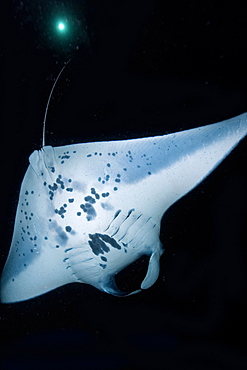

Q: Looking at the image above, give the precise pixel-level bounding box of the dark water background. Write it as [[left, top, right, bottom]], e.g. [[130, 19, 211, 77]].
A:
[[0, 1, 247, 369]]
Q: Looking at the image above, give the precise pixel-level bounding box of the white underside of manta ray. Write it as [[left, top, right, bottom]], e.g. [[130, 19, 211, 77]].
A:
[[1, 112, 246, 303], [1, 65, 247, 303]]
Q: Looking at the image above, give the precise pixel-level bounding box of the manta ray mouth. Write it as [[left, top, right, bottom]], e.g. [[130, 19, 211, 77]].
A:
[[101, 276, 141, 297], [114, 255, 150, 293], [101, 250, 162, 296], [99, 255, 151, 296]]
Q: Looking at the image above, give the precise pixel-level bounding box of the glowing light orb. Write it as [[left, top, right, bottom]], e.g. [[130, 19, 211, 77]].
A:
[[58, 22, 65, 31]]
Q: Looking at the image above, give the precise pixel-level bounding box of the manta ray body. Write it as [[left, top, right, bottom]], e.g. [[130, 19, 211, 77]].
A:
[[1, 109, 247, 303]]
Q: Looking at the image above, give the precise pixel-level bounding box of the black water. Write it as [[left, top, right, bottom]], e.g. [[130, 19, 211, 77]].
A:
[[1, 1, 247, 369]]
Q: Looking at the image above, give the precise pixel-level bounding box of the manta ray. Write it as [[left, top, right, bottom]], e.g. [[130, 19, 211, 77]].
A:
[[1, 66, 247, 303]]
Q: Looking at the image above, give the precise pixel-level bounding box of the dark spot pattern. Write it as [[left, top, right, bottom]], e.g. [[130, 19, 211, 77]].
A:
[[10, 188, 44, 275], [8, 131, 199, 287], [58, 151, 74, 165], [65, 226, 72, 233], [55, 206, 66, 218], [48, 183, 59, 200], [91, 188, 100, 199], [88, 233, 121, 256], [82, 143, 159, 186], [45, 171, 103, 223], [13, 140, 162, 279], [80, 203, 97, 221], [56, 175, 65, 189], [80, 145, 155, 198], [84, 196, 96, 204], [48, 183, 58, 191]]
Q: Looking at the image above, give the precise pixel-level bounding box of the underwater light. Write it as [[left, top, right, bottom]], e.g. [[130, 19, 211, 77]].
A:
[[57, 22, 66, 32], [58, 23, 65, 30]]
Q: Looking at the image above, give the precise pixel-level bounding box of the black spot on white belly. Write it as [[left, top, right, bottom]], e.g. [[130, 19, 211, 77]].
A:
[[84, 195, 96, 204], [88, 233, 121, 255], [80, 203, 97, 221]]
